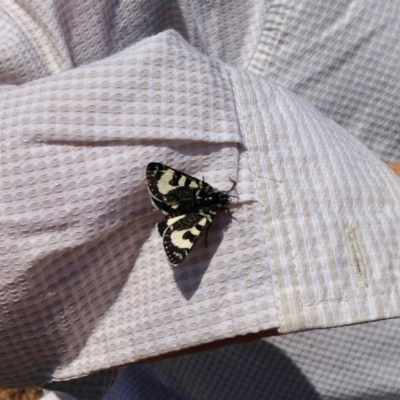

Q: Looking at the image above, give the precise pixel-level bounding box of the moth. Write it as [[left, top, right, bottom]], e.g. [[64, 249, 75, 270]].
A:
[[146, 162, 236, 265]]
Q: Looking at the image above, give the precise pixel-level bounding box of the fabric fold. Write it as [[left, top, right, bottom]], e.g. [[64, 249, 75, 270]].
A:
[[0, 30, 276, 384], [231, 66, 400, 332], [2, 24, 400, 385]]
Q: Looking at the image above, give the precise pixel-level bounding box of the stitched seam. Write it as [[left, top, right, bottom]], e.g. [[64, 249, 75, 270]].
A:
[[303, 290, 400, 308], [247, 0, 297, 74], [228, 68, 304, 331]]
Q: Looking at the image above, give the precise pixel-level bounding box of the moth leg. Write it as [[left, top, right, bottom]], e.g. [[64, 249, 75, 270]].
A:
[[204, 220, 214, 247], [222, 206, 236, 220]]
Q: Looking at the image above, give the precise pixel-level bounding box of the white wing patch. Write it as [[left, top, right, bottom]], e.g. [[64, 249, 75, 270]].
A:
[[169, 216, 208, 250], [146, 162, 235, 265]]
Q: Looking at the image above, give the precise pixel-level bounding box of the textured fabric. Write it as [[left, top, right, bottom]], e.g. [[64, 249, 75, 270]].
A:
[[0, 31, 277, 385], [177, 0, 263, 69], [1, 1, 400, 399], [179, 0, 400, 162], [246, 0, 400, 162], [233, 68, 400, 332], [0, 0, 71, 83], [3, 1, 400, 160], [52, 0, 188, 67], [105, 318, 400, 400]]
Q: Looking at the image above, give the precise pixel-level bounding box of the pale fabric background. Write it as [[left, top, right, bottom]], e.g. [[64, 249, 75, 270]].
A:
[[1, 0, 400, 399]]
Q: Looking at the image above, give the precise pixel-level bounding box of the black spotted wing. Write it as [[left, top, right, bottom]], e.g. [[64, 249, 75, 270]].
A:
[[146, 162, 235, 265], [157, 208, 217, 265], [146, 162, 218, 217]]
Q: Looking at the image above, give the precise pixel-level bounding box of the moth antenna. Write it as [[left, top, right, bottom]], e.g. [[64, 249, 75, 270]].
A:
[[228, 178, 237, 192], [248, 166, 282, 183]]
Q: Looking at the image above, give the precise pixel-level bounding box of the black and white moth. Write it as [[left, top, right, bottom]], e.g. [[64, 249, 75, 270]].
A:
[[146, 162, 236, 265]]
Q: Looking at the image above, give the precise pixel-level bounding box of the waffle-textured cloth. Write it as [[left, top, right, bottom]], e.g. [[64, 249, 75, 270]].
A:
[[102, 318, 400, 400], [2, 1, 400, 399]]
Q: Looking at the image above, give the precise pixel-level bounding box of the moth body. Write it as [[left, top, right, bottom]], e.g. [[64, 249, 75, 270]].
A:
[[146, 162, 235, 265]]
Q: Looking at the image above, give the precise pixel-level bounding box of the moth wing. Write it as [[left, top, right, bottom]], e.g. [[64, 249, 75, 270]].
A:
[[157, 209, 217, 265], [146, 162, 216, 215]]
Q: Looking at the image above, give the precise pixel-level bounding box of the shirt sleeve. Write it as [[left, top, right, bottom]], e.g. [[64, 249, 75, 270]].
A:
[[1, 10, 400, 389]]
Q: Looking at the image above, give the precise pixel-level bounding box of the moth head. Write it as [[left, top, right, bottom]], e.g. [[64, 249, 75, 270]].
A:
[[222, 178, 236, 203], [222, 193, 232, 204]]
